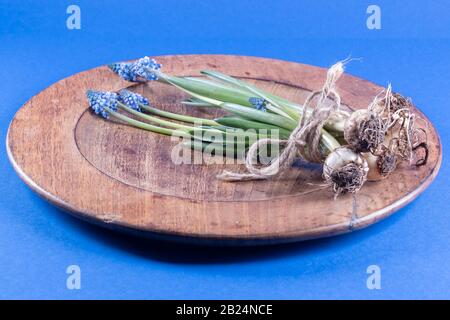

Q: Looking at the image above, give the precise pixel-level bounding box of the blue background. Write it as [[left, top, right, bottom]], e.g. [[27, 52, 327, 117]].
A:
[[0, 0, 449, 299]]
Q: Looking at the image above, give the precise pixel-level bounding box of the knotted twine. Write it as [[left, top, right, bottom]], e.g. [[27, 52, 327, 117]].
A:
[[218, 61, 345, 181]]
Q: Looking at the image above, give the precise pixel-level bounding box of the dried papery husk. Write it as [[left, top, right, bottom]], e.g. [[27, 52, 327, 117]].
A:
[[412, 142, 429, 167], [383, 91, 417, 134], [378, 150, 398, 175], [387, 92, 413, 114], [364, 149, 398, 181], [367, 87, 409, 124], [384, 91, 429, 167], [342, 86, 407, 155], [323, 147, 369, 196], [386, 106, 428, 166], [364, 127, 400, 181], [365, 112, 428, 181], [343, 109, 386, 153]]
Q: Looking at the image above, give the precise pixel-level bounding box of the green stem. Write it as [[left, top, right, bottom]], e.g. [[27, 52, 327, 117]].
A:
[[112, 105, 263, 144], [118, 102, 193, 131], [181, 99, 217, 108], [320, 130, 341, 153], [139, 103, 219, 126], [108, 108, 189, 137]]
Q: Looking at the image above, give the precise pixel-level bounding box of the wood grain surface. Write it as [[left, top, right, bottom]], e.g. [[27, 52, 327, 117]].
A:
[[6, 55, 442, 245]]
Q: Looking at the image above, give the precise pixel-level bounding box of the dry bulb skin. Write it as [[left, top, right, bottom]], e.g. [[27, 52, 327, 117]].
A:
[[323, 147, 369, 196], [344, 109, 386, 153], [364, 142, 398, 181], [377, 150, 398, 176], [387, 92, 413, 114], [377, 149, 397, 177], [344, 87, 428, 182], [384, 91, 429, 167]]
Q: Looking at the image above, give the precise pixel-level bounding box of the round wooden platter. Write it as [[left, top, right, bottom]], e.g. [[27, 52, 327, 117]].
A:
[[7, 55, 442, 246]]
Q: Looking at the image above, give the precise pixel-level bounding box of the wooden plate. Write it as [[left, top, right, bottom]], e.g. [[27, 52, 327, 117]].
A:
[[6, 55, 442, 245]]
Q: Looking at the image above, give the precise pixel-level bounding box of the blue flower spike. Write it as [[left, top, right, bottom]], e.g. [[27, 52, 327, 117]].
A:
[[86, 90, 119, 119], [249, 97, 267, 112], [119, 89, 150, 112], [131, 56, 162, 81], [108, 62, 137, 82], [109, 56, 162, 82]]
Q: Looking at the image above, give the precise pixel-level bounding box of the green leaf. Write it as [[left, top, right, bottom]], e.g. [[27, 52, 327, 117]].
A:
[[139, 103, 219, 126], [201, 70, 297, 119], [183, 77, 252, 97], [163, 75, 253, 107], [180, 99, 217, 108], [220, 103, 297, 131]]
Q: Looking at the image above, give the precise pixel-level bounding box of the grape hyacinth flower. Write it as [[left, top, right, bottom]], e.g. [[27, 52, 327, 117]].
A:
[[86, 90, 119, 119], [249, 97, 267, 112], [119, 89, 149, 112], [131, 56, 162, 80], [108, 62, 137, 82], [109, 56, 162, 82]]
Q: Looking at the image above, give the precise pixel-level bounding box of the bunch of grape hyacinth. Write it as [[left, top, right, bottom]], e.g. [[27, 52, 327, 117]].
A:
[[109, 56, 161, 82], [85, 56, 428, 196]]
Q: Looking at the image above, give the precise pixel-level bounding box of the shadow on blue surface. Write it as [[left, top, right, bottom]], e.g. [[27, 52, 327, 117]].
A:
[[32, 188, 409, 265]]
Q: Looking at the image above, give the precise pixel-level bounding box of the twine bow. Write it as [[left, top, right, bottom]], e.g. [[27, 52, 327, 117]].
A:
[[218, 61, 345, 181]]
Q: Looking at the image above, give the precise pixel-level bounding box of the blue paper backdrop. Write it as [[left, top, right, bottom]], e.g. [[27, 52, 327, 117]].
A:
[[0, 0, 449, 299]]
